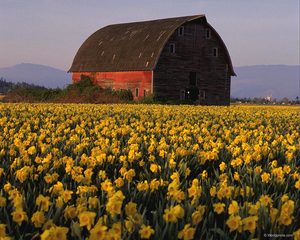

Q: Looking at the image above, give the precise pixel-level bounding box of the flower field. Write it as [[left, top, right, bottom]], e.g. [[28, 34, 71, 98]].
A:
[[0, 103, 299, 240]]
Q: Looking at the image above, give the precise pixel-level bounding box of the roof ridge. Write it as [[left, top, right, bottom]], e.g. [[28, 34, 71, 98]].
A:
[[105, 14, 205, 27], [69, 15, 207, 72]]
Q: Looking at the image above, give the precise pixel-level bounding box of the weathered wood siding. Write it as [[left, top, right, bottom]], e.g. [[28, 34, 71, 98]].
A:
[[72, 71, 152, 98], [154, 19, 231, 105]]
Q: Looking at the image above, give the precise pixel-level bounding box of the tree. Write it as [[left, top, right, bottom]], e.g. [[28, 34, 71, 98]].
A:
[[281, 97, 289, 104]]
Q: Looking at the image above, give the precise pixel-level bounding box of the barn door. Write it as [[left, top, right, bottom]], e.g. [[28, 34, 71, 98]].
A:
[[186, 72, 199, 101]]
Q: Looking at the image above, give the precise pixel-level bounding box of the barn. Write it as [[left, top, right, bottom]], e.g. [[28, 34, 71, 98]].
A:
[[69, 15, 235, 105]]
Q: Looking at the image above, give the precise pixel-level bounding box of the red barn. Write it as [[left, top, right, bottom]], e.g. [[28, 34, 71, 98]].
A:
[[69, 15, 235, 105]]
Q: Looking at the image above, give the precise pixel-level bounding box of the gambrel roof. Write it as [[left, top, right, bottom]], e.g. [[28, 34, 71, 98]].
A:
[[69, 15, 235, 75]]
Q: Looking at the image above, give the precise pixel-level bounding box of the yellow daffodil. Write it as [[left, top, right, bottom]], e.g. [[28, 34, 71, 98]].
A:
[[213, 203, 225, 214], [178, 224, 196, 240], [78, 211, 96, 230], [11, 210, 28, 226], [226, 215, 242, 232], [139, 225, 154, 239], [242, 216, 258, 232], [31, 211, 46, 228]]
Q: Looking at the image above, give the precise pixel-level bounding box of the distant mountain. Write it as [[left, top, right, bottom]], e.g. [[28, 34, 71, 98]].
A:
[[0, 63, 299, 99], [0, 63, 70, 89], [232, 65, 300, 100]]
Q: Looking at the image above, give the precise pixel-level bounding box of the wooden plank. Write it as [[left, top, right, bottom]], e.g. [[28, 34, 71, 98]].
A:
[[154, 21, 231, 105]]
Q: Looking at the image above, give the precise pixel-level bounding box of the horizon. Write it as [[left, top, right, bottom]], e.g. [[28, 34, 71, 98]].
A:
[[0, 0, 299, 70], [1, 62, 300, 72], [0, 62, 299, 100]]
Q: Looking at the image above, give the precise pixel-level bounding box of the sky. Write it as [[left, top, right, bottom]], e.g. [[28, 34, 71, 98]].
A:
[[0, 0, 299, 71]]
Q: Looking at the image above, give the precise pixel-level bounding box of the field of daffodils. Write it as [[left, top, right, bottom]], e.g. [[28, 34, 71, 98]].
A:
[[0, 103, 299, 240]]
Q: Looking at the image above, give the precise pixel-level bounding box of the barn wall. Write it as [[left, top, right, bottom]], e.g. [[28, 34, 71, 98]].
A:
[[72, 71, 152, 98], [154, 19, 231, 105]]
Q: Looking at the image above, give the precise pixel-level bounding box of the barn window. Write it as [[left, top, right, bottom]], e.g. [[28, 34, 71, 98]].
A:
[[213, 47, 218, 57], [169, 43, 176, 53], [144, 89, 147, 97], [178, 26, 184, 36], [206, 29, 211, 39], [135, 88, 139, 97]]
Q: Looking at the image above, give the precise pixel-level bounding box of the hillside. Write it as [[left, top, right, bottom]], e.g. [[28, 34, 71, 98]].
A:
[[0, 63, 70, 89], [0, 63, 299, 99]]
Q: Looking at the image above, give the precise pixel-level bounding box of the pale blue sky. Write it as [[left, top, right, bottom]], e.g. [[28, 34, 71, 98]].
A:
[[0, 0, 299, 70]]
